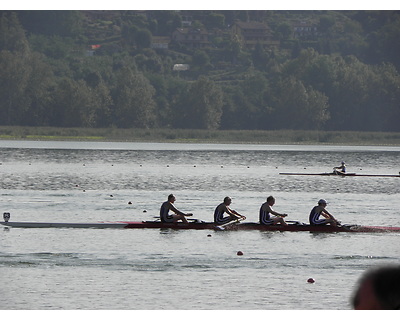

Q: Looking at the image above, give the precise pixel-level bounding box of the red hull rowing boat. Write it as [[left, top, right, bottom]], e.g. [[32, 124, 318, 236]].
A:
[[2, 220, 400, 233], [123, 221, 400, 232]]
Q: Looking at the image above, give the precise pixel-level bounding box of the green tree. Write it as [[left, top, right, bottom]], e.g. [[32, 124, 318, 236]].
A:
[[271, 77, 330, 130], [151, 11, 181, 36], [50, 78, 95, 127], [0, 12, 30, 54], [49, 74, 113, 128], [134, 49, 164, 73], [228, 72, 271, 129], [28, 34, 75, 59], [135, 29, 152, 49], [176, 76, 223, 129], [301, 54, 337, 94], [112, 67, 156, 128], [275, 22, 292, 40], [368, 18, 400, 70], [22, 52, 55, 126], [224, 35, 242, 64], [147, 73, 188, 128], [0, 11, 56, 127], [328, 55, 372, 130], [283, 48, 320, 79], [251, 43, 271, 71], [121, 24, 139, 46], [17, 11, 83, 37], [91, 79, 113, 128], [362, 63, 400, 131], [192, 50, 211, 69], [0, 51, 31, 125], [336, 20, 367, 57], [319, 14, 335, 33], [205, 13, 225, 29]]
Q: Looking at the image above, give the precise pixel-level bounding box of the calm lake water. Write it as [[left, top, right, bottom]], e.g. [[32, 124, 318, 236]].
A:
[[0, 140, 399, 310]]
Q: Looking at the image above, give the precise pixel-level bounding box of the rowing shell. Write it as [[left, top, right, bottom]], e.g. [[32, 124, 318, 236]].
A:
[[279, 172, 400, 177], [2, 220, 400, 233], [0, 221, 128, 228]]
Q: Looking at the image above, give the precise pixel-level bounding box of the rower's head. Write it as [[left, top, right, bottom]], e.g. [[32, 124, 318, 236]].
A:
[[223, 197, 232, 205], [318, 199, 327, 206], [267, 196, 275, 205], [352, 264, 400, 309], [168, 194, 176, 203]]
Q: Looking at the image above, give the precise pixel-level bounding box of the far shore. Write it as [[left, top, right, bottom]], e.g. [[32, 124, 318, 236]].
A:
[[1, 126, 400, 146]]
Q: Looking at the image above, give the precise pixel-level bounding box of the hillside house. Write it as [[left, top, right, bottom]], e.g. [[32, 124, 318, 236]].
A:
[[172, 28, 210, 49], [293, 22, 318, 40], [151, 36, 169, 50], [181, 14, 193, 27], [231, 21, 277, 49]]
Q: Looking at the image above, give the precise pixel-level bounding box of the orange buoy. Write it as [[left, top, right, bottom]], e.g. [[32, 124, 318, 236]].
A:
[[237, 251, 243, 256], [307, 278, 315, 283]]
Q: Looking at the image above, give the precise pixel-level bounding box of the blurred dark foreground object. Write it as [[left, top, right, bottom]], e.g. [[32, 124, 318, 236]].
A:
[[352, 264, 400, 309]]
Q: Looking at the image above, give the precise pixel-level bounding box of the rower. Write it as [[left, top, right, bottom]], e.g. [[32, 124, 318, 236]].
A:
[[259, 196, 288, 226], [333, 161, 346, 174], [214, 196, 245, 225], [160, 194, 193, 223], [309, 199, 339, 227]]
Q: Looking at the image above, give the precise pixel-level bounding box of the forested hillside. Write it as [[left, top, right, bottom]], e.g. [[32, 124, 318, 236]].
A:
[[0, 10, 399, 132]]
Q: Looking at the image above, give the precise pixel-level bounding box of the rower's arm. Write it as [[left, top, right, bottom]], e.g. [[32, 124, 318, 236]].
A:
[[271, 210, 286, 217], [322, 209, 335, 220], [267, 206, 286, 218], [228, 208, 245, 219], [227, 209, 239, 217], [169, 203, 185, 215]]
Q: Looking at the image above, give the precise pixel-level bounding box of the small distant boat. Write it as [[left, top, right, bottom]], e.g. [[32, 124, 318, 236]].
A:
[[279, 171, 400, 177]]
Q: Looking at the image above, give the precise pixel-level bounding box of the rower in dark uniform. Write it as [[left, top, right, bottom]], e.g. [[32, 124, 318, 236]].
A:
[[309, 199, 339, 227], [160, 194, 193, 223], [259, 196, 288, 225], [214, 196, 245, 225], [333, 161, 346, 174]]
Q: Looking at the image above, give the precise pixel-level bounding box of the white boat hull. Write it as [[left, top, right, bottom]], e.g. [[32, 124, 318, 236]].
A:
[[0, 221, 128, 228]]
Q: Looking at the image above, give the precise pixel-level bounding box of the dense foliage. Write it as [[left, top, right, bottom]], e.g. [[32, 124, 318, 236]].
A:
[[0, 10, 399, 132]]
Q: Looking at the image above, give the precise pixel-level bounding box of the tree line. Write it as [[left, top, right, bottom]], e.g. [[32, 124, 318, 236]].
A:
[[0, 11, 399, 132]]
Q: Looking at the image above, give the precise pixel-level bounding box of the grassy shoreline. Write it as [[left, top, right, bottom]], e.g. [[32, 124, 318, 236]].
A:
[[1, 126, 400, 146]]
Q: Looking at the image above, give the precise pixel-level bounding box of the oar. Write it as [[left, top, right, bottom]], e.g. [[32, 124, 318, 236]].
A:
[[215, 216, 246, 231], [187, 218, 205, 223], [152, 214, 198, 222]]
